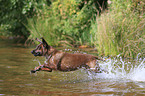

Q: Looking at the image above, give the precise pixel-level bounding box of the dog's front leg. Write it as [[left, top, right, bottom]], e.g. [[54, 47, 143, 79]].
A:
[[31, 65, 42, 73], [31, 64, 52, 73]]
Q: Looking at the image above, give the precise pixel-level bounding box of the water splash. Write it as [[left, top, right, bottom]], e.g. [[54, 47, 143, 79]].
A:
[[91, 55, 145, 82], [32, 54, 145, 82], [128, 58, 145, 81]]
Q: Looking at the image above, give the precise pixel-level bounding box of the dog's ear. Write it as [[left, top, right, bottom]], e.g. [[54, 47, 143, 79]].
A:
[[41, 37, 50, 49], [36, 38, 42, 43]]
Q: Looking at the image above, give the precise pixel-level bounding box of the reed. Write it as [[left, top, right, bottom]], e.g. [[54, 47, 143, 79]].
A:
[[91, 0, 145, 58]]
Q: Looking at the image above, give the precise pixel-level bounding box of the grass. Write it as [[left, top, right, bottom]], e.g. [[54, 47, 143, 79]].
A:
[[25, 0, 145, 58], [91, 0, 145, 58], [26, 0, 96, 47], [26, 17, 60, 46]]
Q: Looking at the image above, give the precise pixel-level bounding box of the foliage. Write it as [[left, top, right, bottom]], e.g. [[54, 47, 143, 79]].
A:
[[1, 0, 144, 58], [0, 0, 51, 38], [27, 0, 107, 46], [91, 0, 145, 58]]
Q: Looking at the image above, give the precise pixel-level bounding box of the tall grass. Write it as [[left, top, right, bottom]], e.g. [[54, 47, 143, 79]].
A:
[[26, 0, 144, 58], [26, 17, 59, 46], [25, 2, 61, 46], [26, 0, 98, 47], [91, 0, 145, 58]]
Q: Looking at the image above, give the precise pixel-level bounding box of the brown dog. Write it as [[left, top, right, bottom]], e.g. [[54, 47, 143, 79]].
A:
[[31, 38, 106, 73]]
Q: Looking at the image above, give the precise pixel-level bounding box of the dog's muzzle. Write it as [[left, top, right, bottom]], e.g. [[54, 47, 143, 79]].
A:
[[31, 50, 41, 56]]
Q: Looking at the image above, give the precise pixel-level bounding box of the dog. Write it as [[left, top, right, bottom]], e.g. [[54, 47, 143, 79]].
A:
[[31, 38, 107, 73]]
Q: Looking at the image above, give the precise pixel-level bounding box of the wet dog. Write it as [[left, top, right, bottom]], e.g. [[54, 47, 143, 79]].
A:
[[31, 38, 107, 73]]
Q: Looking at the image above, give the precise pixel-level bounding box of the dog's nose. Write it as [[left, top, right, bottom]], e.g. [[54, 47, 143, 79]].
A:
[[31, 50, 35, 54]]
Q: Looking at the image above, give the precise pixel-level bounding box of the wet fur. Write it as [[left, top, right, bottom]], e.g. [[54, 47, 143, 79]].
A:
[[31, 38, 106, 73]]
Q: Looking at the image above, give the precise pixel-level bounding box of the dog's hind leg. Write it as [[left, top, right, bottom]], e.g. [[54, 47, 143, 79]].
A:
[[86, 60, 109, 73], [86, 60, 103, 73]]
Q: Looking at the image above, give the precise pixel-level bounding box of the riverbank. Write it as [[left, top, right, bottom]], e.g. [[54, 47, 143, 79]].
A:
[[0, 0, 144, 58], [26, 0, 144, 58]]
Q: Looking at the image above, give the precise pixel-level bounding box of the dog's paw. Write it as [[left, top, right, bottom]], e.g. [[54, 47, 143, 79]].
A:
[[30, 70, 36, 73]]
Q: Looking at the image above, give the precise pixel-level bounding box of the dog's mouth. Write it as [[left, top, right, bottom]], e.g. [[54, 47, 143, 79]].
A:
[[34, 52, 41, 56], [31, 51, 42, 56]]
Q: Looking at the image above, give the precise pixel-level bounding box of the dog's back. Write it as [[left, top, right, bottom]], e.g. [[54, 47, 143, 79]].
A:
[[31, 38, 107, 73], [49, 51, 100, 71]]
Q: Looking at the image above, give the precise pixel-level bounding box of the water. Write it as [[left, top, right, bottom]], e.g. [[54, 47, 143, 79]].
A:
[[0, 40, 145, 96]]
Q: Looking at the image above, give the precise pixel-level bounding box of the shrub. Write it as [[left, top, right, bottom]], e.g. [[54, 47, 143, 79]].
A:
[[0, 0, 51, 38]]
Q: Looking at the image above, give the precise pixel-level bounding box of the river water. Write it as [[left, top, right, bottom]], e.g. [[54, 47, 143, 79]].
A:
[[0, 40, 145, 96]]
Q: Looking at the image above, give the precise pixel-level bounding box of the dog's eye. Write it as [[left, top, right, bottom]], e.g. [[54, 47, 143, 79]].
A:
[[39, 47, 42, 49]]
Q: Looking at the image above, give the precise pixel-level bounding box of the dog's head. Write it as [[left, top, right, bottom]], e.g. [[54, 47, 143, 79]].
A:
[[31, 38, 50, 56]]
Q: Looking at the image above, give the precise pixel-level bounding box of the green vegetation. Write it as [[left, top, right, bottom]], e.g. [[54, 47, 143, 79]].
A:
[[91, 0, 145, 58], [26, 0, 107, 46], [0, 0, 144, 58], [0, 0, 51, 38]]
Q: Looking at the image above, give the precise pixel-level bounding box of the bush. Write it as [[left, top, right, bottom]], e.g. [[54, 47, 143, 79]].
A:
[[0, 0, 51, 39]]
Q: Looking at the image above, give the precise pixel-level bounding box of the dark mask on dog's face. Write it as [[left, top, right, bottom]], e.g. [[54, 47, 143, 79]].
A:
[[31, 43, 44, 56], [31, 38, 50, 56]]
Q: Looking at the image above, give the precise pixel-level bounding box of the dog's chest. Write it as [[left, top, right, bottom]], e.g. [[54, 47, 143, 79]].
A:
[[45, 52, 64, 64]]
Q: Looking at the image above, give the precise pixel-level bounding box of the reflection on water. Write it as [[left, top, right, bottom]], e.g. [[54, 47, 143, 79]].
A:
[[0, 40, 145, 96]]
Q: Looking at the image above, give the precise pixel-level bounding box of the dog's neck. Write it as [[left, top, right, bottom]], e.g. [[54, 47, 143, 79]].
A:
[[45, 47, 58, 59]]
